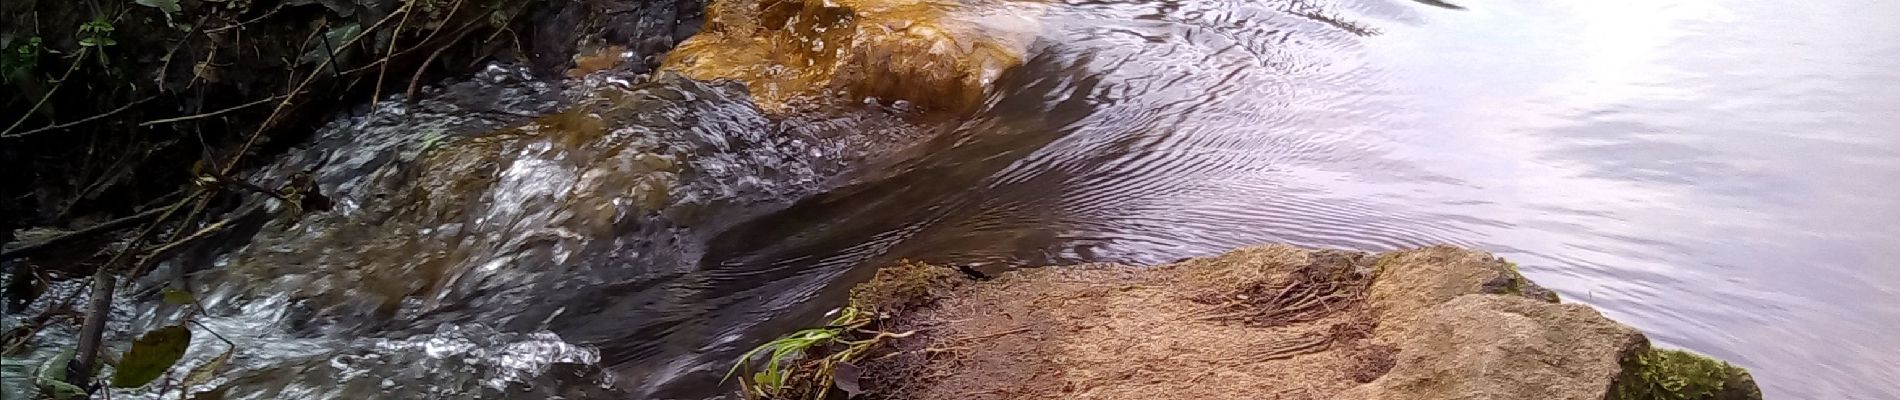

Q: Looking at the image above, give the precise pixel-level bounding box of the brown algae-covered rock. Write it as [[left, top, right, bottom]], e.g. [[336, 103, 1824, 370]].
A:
[[662, 0, 1043, 113], [784, 245, 1764, 400]]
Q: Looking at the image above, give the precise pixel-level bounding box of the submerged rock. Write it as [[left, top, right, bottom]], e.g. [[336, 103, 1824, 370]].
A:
[[819, 245, 1760, 400], [662, 0, 1043, 113]]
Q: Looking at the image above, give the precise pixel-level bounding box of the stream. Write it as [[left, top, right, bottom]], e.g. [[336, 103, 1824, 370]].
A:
[[5, 0, 1897, 398]]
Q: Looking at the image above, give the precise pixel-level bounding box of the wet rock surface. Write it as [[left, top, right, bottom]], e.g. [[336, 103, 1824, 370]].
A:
[[0, 65, 937, 399], [662, 0, 1041, 113], [176, 70, 936, 398]]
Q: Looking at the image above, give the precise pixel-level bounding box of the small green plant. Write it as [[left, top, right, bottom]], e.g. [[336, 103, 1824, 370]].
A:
[[726, 305, 905, 399], [1, 36, 43, 84], [77, 18, 117, 48]]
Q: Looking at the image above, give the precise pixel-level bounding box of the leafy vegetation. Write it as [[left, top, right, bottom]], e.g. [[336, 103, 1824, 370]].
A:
[[75, 17, 116, 49], [727, 305, 911, 399], [0, 0, 706, 397], [2, 0, 544, 234], [725, 261, 962, 399], [1, 36, 44, 84], [2, 0, 545, 394]]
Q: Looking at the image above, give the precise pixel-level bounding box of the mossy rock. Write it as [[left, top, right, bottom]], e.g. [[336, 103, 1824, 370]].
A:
[[1611, 348, 1763, 400], [849, 260, 963, 315], [1478, 261, 1561, 303]]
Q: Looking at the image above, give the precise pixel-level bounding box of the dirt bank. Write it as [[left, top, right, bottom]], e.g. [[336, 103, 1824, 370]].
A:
[[751, 245, 1762, 400]]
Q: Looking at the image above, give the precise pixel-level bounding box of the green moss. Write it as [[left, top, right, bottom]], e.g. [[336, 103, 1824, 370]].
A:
[[1611, 348, 1762, 400], [849, 260, 961, 315], [1499, 261, 1525, 296]]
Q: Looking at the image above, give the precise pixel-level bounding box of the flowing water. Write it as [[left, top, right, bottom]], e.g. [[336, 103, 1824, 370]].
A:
[[5, 0, 1897, 398]]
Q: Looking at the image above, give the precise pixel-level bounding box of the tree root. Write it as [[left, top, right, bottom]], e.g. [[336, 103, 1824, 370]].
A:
[[1198, 261, 1370, 327]]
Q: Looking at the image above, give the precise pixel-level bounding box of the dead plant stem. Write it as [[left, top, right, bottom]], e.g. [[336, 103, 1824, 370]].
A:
[[221, 7, 411, 175], [371, 2, 418, 110], [137, 95, 288, 127], [2, 96, 155, 139]]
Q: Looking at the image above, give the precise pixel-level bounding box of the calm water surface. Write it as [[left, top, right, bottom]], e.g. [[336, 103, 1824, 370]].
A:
[[1346, 1, 1900, 398], [855, 0, 1900, 398]]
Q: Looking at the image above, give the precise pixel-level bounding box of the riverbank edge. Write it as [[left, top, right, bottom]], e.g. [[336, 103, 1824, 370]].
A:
[[741, 244, 1763, 400]]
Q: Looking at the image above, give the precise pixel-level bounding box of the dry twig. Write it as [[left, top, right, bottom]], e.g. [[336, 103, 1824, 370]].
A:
[[1, 96, 155, 139], [137, 95, 289, 127], [68, 190, 207, 385]]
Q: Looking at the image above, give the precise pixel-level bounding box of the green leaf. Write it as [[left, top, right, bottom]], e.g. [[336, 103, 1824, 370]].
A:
[[162, 288, 196, 305], [111, 325, 192, 388], [754, 368, 781, 393], [34, 348, 86, 400], [35, 348, 75, 382], [80, 20, 113, 34], [37, 378, 87, 400], [315, 0, 358, 17], [136, 0, 183, 14], [298, 22, 363, 65]]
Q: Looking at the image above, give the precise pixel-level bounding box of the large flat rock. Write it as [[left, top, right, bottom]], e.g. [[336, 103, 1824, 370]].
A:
[[834, 245, 1760, 400]]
